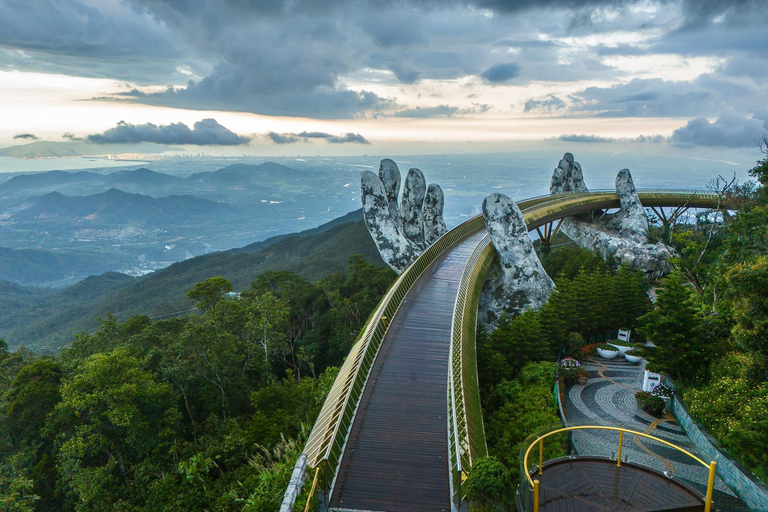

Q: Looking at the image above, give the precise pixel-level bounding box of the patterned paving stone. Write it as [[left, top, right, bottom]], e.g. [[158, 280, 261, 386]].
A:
[[562, 355, 751, 510]]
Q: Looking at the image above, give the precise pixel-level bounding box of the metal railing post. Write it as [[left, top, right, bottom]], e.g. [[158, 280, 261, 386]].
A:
[[704, 461, 717, 512], [522, 426, 718, 511], [539, 439, 544, 475], [617, 431, 624, 467], [304, 468, 320, 512], [533, 479, 540, 512]]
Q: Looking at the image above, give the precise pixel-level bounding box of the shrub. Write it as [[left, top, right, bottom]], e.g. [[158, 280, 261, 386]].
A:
[[559, 358, 589, 384], [464, 456, 512, 512], [635, 391, 664, 416], [564, 332, 585, 357], [597, 344, 618, 351], [607, 338, 633, 347], [685, 362, 768, 481], [651, 384, 674, 398], [579, 343, 600, 359]]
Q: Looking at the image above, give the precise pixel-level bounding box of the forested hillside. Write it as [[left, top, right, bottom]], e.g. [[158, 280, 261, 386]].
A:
[[0, 257, 395, 511], [635, 150, 768, 480], [0, 210, 381, 350]]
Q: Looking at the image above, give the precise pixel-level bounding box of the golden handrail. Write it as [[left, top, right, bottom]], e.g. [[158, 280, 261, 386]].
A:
[[522, 425, 716, 512]]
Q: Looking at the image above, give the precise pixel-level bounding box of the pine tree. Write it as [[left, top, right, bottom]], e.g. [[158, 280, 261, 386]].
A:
[[637, 272, 707, 383]]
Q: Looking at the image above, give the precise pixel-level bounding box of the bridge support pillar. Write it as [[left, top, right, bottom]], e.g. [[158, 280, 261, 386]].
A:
[[535, 219, 563, 258]]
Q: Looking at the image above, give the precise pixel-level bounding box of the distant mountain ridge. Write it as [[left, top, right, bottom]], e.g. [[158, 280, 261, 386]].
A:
[[0, 208, 381, 350], [12, 188, 234, 224], [0, 140, 177, 158], [0, 247, 124, 287], [0, 163, 319, 204]]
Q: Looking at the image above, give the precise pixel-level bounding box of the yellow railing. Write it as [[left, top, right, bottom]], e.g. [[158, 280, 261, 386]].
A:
[[302, 215, 487, 495], [448, 234, 495, 502], [292, 188, 727, 509], [521, 425, 717, 512]]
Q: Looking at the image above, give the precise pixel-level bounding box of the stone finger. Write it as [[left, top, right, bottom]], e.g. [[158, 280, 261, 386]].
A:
[[423, 184, 447, 246], [378, 158, 402, 224], [401, 168, 427, 250], [361, 170, 414, 273]]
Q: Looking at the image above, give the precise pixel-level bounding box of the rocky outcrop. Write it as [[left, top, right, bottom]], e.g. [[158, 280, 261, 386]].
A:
[[550, 153, 673, 279], [479, 193, 555, 324], [361, 159, 447, 273], [423, 184, 447, 246]]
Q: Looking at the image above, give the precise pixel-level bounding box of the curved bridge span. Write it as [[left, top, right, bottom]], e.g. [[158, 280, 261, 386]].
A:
[[298, 190, 726, 512]]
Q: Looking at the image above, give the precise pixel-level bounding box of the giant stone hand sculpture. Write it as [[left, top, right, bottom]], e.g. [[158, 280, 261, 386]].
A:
[[479, 193, 555, 325], [361, 159, 447, 273], [551, 153, 673, 278]]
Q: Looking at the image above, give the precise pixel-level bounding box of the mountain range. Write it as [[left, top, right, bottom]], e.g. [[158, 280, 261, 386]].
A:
[[0, 161, 361, 285], [0, 141, 176, 158], [0, 208, 382, 350]]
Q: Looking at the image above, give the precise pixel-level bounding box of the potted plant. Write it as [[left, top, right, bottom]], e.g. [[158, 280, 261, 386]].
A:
[[635, 390, 664, 417], [608, 338, 634, 355], [596, 344, 619, 359], [624, 348, 643, 363], [651, 384, 674, 413]]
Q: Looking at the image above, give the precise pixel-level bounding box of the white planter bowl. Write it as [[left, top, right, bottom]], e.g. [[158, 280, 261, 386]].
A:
[[624, 352, 642, 363], [597, 347, 619, 359], [609, 343, 632, 355]]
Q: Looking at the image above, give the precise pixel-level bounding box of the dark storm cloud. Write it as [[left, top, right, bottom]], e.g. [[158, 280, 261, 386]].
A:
[[267, 132, 299, 144], [566, 77, 763, 118], [558, 134, 668, 143], [670, 112, 768, 148], [387, 62, 422, 84], [0, 0, 190, 83], [266, 131, 370, 144], [124, 85, 393, 119], [480, 63, 521, 83], [559, 134, 613, 143], [62, 132, 84, 141], [524, 95, 567, 113], [86, 119, 249, 145], [2, 0, 767, 120], [13, 133, 39, 140]]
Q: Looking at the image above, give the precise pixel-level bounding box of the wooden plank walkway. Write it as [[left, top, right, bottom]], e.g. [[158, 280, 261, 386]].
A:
[[531, 458, 705, 512], [328, 231, 486, 512]]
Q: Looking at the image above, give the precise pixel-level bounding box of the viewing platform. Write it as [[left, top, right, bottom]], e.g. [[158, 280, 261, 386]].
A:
[[519, 457, 706, 512], [517, 426, 717, 512]]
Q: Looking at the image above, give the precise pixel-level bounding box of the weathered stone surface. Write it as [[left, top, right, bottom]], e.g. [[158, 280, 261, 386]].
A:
[[423, 184, 447, 245], [379, 158, 402, 223], [550, 152, 587, 194], [598, 169, 648, 244], [479, 193, 555, 325], [401, 168, 427, 250], [361, 160, 447, 273], [562, 219, 674, 278], [549, 153, 673, 279], [361, 170, 415, 273]]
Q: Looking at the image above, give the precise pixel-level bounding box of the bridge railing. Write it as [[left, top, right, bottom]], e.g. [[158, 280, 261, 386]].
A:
[[448, 233, 495, 505], [287, 188, 726, 510], [300, 213, 487, 500], [517, 425, 718, 512]]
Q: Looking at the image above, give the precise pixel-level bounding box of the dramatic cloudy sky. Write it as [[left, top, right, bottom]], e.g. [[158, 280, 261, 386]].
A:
[[1, 0, 767, 154]]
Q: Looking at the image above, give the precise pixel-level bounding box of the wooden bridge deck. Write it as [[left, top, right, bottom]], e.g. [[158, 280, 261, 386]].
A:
[[524, 457, 705, 512], [328, 231, 486, 512]]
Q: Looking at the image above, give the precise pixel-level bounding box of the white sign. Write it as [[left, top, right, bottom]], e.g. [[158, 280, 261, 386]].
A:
[[643, 370, 661, 392]]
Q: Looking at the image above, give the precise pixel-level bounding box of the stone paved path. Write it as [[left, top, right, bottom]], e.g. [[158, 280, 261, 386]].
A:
[[564, 354, 751, 511]]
